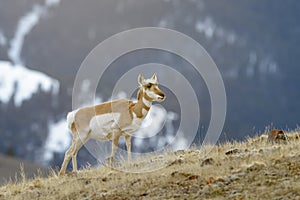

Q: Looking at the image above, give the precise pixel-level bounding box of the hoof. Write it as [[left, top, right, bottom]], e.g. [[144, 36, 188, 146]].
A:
[[58, 171, 65, 176], [106, 157, 114, 164]]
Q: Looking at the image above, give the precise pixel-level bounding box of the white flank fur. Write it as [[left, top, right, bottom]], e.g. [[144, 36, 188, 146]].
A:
[[89, 113, 121, 139]]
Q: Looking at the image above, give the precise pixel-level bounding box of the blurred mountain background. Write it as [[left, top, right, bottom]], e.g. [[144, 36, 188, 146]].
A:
[[0, 0, 299, 170]]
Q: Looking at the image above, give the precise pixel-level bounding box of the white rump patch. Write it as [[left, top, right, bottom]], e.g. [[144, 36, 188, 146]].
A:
[[66, 109, 79, 130]]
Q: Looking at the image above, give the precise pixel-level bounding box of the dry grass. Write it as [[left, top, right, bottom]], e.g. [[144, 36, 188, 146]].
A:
[[0, 154, 47, 186], [1, 132, 300, 199]]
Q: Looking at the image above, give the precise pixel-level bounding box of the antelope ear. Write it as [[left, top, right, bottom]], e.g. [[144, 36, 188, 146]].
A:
[[151, 73, 157, 82], [138, 74, 144, 86]]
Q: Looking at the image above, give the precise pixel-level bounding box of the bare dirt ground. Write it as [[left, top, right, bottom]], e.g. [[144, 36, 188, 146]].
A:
[[1, 131, 300, 200]]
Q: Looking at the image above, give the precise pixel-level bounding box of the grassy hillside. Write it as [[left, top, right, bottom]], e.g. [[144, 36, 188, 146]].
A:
[[1, 131, 300, 199], [0, 154, 46, 186]]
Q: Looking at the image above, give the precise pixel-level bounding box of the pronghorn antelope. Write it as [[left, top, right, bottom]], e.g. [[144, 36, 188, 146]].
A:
[[59, 73, 165, 175]]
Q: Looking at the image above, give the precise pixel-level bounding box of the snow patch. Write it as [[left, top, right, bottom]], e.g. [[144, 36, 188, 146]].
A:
[[133, 105, 186, 150], [195, 18, 278, 78], [43, 118, 71, 163], [0, 60, 59, 106], [195, 17, 237, 44], [75, 79, 103, 107], [8, 5, 45, 65], [8, 0, 61, 65], [136, 105, 167, 138], [259, 57, 278, 74]]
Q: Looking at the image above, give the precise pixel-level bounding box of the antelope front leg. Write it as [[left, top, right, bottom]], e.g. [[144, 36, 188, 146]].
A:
[[125, 134, 131, 162]]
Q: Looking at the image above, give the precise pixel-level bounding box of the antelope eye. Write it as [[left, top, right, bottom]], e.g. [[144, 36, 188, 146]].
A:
[[146, 84, 152, 88]]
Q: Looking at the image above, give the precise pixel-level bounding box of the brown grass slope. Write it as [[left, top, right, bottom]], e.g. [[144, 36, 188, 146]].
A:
[[1, 131, 300, 200], [0, 154, 46, 186]]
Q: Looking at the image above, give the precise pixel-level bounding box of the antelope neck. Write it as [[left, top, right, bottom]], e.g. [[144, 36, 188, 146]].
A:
[[132, 88, 153, 118]]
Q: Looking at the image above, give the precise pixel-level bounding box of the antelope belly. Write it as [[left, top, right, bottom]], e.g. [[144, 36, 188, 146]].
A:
[[89, 113, 121, 139]]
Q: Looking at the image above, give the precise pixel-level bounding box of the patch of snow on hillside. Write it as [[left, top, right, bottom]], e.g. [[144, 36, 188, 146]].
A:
[[136, 105, 167, 138], [8, 5, 45, 65], [43, 119, 71, 163], [8, 0, 61, 65], [133, 105, 187, 150], [0, 60, 59, 106], [195, 17, 237, 44], [196, 17, 279, 77]]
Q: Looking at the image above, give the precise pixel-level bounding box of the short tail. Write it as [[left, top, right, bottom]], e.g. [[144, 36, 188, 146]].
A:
[[66, 109, 78, 130]]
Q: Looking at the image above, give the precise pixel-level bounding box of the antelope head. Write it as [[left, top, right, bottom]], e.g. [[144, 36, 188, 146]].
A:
[[138, 73, 165, 102]]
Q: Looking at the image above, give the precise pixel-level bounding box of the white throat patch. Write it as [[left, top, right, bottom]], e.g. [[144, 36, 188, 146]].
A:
[[142, 97, 152, 108]]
